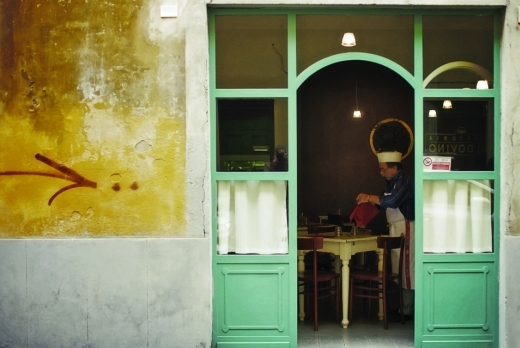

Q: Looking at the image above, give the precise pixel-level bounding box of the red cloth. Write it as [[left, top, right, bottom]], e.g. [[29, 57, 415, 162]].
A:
[[349, 203, 380, 227]]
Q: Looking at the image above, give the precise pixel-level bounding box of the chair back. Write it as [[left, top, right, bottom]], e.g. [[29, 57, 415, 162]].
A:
[[297, 235, 341, 330], [297, 236, 324, 282], [297, 236, 324, 252], [377, 235, 405, 285]]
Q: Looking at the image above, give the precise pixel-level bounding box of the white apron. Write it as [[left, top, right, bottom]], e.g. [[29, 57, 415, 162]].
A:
[[386, 207, 415, 290]]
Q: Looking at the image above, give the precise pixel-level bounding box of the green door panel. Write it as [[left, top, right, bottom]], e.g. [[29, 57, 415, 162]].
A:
[[214, 262, 292, 345], [217, 343, 290, 347], [421, 341, 493, 348], [421, 261, 496, 346]]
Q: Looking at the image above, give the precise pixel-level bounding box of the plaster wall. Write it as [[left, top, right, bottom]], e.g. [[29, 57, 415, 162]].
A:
[[0, 0, 197, 238], [499, 1, 520, 347], [1, 0, 212, 346], [1, 0, 520, 347]]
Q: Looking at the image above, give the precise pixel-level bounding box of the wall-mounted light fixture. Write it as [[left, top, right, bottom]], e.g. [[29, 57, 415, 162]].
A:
[[353, 81, 361, 118], [476, 80, 489, 89], [428, 110, 437, 118], [160, 5, 178, 18], [341, 33, 356, 47], [442, 100, 452, 109]]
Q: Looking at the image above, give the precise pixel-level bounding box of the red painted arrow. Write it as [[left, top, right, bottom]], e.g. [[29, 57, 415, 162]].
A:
[[0, 153, 97, 205]]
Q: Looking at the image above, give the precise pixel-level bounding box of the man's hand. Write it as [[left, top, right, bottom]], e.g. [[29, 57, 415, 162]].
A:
[[356, 193, 370, 204]]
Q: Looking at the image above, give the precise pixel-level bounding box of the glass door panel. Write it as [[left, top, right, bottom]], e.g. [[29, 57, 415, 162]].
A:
[[216, 180, 288, 255], [423, 15, 494, 89], [217, 98, 288, 172], [423, 180, 494, 253], [423, 99, 494, 171], [215, 15, 288, 89], [296, 15, 414, 74]]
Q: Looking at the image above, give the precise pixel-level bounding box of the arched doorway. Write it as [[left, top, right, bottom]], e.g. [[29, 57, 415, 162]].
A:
[[297, 60, 414, 232], [296, 60, 415, 343]]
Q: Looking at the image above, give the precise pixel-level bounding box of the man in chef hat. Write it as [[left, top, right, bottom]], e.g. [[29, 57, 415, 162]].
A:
[[356, 151, 415, 321]]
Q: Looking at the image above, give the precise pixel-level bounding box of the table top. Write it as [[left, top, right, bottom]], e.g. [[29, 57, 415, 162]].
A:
[[297, 229, 376, 242]]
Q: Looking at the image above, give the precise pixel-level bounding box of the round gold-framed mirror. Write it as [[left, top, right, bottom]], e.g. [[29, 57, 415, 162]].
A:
[[369, 118, 414, 160]]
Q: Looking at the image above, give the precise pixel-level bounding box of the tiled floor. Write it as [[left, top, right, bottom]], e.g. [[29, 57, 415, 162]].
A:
[[298, 300, 414, 348]]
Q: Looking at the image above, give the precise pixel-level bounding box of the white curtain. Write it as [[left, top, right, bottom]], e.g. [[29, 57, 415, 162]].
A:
[[217, 181, 288, 255], [423, 180, 493, 253]]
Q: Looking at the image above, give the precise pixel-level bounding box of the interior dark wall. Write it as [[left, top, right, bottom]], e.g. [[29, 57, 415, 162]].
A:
[[297, 60, 414, 233]]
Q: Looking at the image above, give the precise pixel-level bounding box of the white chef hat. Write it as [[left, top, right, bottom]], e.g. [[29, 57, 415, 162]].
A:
[[377, 151, 402, 163]]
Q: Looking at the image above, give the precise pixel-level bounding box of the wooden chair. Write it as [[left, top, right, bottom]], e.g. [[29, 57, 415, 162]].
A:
[[298, 236, 341, 331], [348, 234, 405, 330], [305, 224, 336, 273]]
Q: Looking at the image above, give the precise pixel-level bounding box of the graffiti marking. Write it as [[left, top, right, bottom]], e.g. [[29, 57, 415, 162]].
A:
[[0, 153, 97, 206]]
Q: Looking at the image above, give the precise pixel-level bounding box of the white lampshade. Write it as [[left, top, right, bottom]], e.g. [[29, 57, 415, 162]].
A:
[[476, 80, 489, 90], [341, 33, 356, 47], [428, 110, 437, 118], [442, 100, 452, 109], [353, 110, 361, 118]]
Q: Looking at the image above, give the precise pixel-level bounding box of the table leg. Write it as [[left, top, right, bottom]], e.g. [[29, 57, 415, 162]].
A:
[[297, 251, 306, 321], [376, 248, 384, 320], [340, 256, 352, 328]]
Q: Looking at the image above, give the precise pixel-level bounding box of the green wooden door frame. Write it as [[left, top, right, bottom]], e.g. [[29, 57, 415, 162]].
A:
[[210, 8, 501, 347], [413, 12, 501, 347]]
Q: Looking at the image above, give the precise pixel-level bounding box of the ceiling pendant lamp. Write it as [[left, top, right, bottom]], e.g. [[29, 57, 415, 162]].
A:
[[442, 100, 452, 109], [353, 81, 361, 118], [428, 110, 437, 118], [341, 32, 356, 47], [476, 80, 489, 89]]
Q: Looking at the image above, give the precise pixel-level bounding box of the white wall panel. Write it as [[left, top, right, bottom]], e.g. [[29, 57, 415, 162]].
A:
[[86, 239, 148, 347], [0, 238, 211, 347], [147, 239, 211, 347], [0, 241, 28, 348], [503, 236, 520, 348], [26, 240, 88, 346]]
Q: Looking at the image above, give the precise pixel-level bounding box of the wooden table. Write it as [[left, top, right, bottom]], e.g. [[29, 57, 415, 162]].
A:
[[297, 228, 383, 328]]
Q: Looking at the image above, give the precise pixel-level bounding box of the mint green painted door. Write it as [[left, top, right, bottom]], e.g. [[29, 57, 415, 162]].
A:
[[210, 11, 297, 347], [210, 8, 500, 348], [415, 13, 500, 347]]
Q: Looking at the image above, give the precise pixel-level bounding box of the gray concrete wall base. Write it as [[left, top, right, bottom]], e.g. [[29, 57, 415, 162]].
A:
[[0, 238, 211, 347]]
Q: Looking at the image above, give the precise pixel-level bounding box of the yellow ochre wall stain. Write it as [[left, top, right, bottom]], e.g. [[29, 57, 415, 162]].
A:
[[0, 0, 187, 237]]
